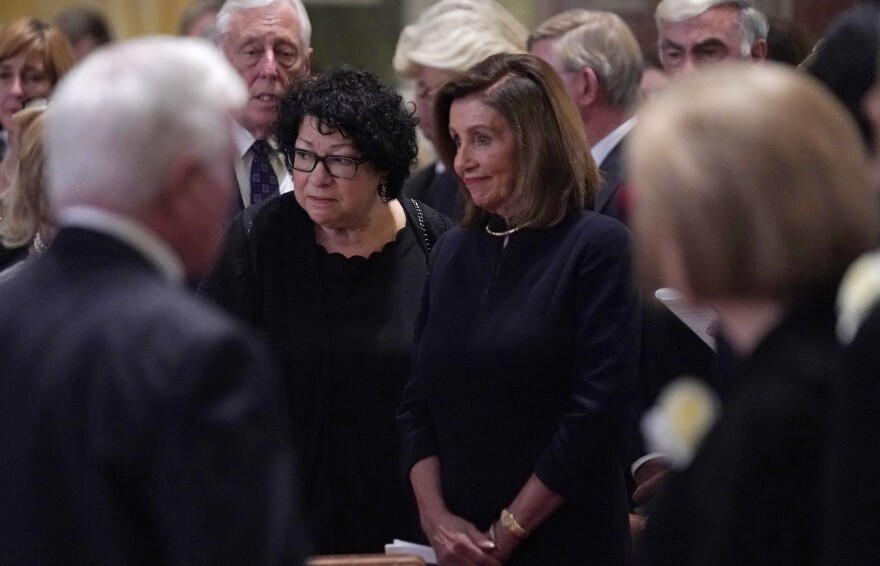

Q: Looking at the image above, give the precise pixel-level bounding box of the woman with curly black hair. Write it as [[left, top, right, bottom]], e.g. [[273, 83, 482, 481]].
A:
[[200, 67, 450, 553]]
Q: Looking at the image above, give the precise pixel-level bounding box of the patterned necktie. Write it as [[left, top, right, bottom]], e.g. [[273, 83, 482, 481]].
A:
[[250, 140, 279, 205]]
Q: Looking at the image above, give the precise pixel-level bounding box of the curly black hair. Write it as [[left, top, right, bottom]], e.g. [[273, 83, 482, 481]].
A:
[[274, 67, 419, 199]]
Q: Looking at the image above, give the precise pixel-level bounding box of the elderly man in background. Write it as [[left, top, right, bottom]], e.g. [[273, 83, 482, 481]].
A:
[[656, 0, 768, 76], [217, 0, 313, 208], [529, 9, 642, 222], [0, 36, 308, 565], [393, 0, 527, 221]]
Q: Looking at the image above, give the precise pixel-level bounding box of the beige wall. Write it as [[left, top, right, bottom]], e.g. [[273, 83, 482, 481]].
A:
[[1, 0, 193, 39]]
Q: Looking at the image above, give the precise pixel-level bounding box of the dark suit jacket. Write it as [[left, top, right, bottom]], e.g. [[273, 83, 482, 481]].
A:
[[403, 162, 462, 222], [827, 299, 880, 564], [595, 141, 628, 223], [0, 227, 308, 565]]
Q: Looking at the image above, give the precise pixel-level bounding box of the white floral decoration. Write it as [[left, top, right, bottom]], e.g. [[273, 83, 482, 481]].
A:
[[837, 250, 880, 344], [641, 376, 720, 469]]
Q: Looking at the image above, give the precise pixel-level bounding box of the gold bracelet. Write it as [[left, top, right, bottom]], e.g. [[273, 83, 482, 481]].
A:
[[500, 508, 529, 538]]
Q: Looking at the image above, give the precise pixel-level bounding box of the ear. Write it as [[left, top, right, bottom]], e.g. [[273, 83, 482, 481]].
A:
[[303, 47, 314, 76], [751, 38, 768, 60], [577, 67, 602, 108]]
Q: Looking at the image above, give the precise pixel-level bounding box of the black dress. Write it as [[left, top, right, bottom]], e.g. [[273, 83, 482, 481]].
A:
[[200, 194, 450, 553], [644, 286, 841, 566], [398, 211, 640, 565]]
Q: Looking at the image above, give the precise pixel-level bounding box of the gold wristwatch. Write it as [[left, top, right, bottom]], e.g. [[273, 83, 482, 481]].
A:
[[500, 508, 529, 538]]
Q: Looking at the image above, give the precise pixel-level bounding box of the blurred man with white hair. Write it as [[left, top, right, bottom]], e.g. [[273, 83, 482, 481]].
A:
[[529, 9, 643, 222], [217, 0, 313, 208], [0, 36, 308, 565], [656, 0, 768, 76]]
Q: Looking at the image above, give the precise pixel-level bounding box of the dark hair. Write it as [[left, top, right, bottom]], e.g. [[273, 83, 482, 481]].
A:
[[54, 7, 113, 46], [804, 3, 880, 150], [274, 67, 418, 199], [765, 17, 811, 66], [432, 53, 595, 228]]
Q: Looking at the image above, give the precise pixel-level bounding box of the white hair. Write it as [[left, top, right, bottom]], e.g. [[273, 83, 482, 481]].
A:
[[216, 0, 312, 48], [393, 0, 527, 78], [45, 36, 247, 212], [656, 0, 769, 55]]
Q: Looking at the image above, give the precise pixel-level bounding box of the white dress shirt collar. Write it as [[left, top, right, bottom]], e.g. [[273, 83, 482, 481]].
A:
[[590, 117, 637, 167]]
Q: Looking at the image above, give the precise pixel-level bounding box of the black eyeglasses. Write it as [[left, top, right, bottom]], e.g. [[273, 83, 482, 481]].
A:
[[283, 148, 369, 180]]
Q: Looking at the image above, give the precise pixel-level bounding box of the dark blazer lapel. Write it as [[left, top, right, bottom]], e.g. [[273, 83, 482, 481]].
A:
[[595, 141, 626, 216]]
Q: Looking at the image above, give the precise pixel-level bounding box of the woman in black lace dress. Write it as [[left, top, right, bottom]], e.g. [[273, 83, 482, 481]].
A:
[[200, 67, 450, 554]]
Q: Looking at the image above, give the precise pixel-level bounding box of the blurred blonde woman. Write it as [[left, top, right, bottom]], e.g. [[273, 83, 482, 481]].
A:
[[393, 0, 527, 221], [629, 62, 879, 565], [0, 106, 50, 281]]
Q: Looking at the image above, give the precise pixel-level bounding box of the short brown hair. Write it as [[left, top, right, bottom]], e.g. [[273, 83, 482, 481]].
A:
[[432, 53, 598, 228], [0, 18, 75, 87], [629, 62, 880, 300]]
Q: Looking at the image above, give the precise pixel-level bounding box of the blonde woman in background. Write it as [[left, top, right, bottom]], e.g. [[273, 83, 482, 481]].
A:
[[629, 63, 880, 565], [393, 0, 527, 221], [0, 106, 50, 282]]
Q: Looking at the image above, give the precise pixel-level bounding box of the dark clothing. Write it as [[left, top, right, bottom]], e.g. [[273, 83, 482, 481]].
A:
[[0, 242, 27, 272], [200, 194, 450, 553], [403, 162, 462, 223], [595, 142, 628, 223], [645, 287, 840, 566], [827, 297, 880, 564], [0, 228, 307, 565], [398, 211, 640, 565], [591, 136, 721, 491]]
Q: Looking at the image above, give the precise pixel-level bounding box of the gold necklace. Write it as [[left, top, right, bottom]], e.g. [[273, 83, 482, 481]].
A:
[[483, 221, 532, 237]]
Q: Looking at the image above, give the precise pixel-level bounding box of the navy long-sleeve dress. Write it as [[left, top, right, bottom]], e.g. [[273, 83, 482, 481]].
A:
[[398, 211, 641, 565]]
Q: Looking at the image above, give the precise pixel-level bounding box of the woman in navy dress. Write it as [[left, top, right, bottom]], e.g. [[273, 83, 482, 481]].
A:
[[398, 53, 641, 565]]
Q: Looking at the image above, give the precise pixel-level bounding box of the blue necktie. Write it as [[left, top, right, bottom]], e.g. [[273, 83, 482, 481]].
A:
[[250, 140, 279, 205]]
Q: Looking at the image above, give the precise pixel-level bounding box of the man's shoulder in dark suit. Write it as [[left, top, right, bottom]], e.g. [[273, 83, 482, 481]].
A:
[[0, 228, 308, 565]]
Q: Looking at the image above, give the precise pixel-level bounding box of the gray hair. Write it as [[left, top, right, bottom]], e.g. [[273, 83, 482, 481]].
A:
[[535, 10, 643, 108], [656, 0, 768, 56], [216, 0, 312, 49], [393, 0, 527, 78], [46, 36, 247, 212]]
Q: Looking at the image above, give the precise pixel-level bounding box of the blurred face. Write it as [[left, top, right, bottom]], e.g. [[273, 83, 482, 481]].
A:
[[292, 116, 384, 230], [448, 95, 517, 219], [185, 11, 218, 38], [659, 5, 750, 76], [415, 66, 457, 143], [0, 53, 51, 131], [221, 1, 312, 139]]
